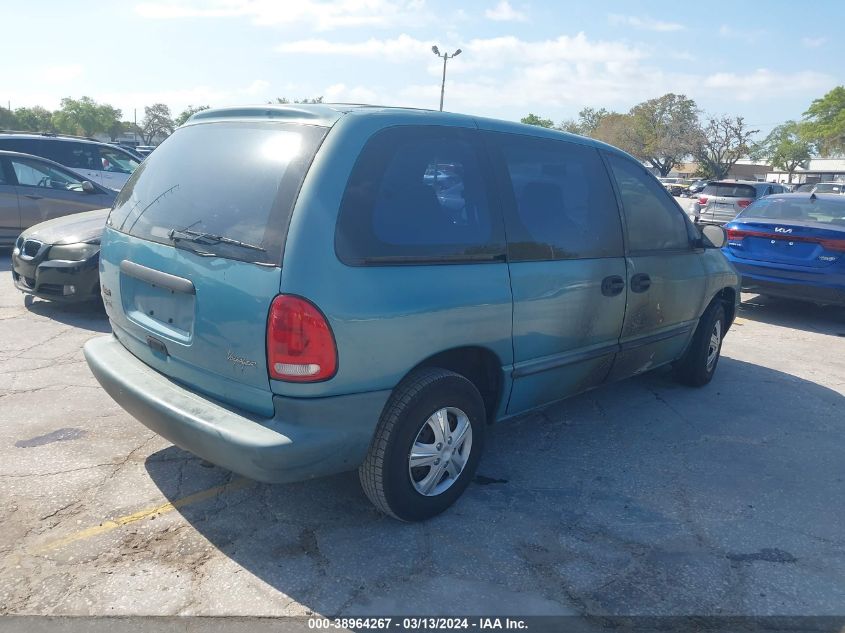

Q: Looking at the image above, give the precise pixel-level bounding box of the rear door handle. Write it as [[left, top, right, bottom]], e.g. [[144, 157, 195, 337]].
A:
[[631, 273, 651, 293], [24, 194, 43, 200], [601, 275, 625, 297]]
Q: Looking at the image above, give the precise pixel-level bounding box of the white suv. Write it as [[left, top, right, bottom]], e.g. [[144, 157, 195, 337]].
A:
[[0, 133, 141, 191], [691, 180, 788, 224]]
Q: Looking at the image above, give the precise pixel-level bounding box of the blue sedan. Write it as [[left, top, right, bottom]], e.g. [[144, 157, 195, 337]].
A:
[[723, 193, 845, 306]]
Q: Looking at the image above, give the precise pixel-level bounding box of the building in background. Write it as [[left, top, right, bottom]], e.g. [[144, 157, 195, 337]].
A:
[[765, 158, 845, 184]]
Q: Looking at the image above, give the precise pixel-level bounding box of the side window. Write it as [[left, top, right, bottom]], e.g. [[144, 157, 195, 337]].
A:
[[43, 141, 99, 171], [11, 157, 84, 191], [606, 154, 691, 252], [0, 138, 42, 155], [336, 126, 503, 264], [99, 146, 140, 174], [489, 133, 623, 260]]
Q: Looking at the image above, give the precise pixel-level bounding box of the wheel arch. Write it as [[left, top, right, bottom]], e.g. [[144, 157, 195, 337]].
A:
[[407, 346, 504, 424], [714, 286, 737, 330]]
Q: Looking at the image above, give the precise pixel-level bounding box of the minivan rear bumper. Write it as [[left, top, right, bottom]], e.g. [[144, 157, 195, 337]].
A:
[[84, 335, 390, 483]]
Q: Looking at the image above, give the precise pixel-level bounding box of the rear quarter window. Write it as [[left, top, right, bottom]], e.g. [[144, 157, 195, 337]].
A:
[[0, 138, 42, 155], [335, 126, 504, 265]]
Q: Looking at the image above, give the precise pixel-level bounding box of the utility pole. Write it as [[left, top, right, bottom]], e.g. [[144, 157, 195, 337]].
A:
[[431, 46, 462, 111]]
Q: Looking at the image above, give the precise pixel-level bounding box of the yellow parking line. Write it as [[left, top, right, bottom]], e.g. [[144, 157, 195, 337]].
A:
[[31, 478, 253, 554]]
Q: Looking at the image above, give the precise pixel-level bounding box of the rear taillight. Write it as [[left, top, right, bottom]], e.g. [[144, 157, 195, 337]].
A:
[[267, 295, 337, 382], [698, 196, 708, 205], [726, 228, 845, 252], [820, 238, 845, 252], [737, 199, 752, 208]]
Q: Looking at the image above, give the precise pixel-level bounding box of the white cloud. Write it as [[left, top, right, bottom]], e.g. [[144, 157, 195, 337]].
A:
[[801, 36, 827, 48], [41, 64, 84, 83], [280, 33, 835, 115], [134, 0, 429, 30], [608, 14, 684, 32], [701, 69, 832, 102], [245, 79, 271, 95], [485, 1, 527, 22], [99, 87, 232, 120], [277, 34, 429, 60], [324, 83, 380, 103]]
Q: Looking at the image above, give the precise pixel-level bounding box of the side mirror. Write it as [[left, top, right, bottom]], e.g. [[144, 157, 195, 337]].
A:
[[81, 180, 95, 193], [701, 224, 727, 249]]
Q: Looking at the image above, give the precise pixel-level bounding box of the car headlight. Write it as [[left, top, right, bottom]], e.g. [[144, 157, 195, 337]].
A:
[[48, 242, 100, 262]]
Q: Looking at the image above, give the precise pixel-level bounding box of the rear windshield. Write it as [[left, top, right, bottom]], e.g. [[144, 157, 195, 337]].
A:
[[811, 183, 845, 194], [740, 196, 845, 224], [108, 121, 326, 265], [702, 183, 757, 198]]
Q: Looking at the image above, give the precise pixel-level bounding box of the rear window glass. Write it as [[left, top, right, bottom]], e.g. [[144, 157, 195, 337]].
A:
[[740, 196, 845, 224], [702, 183, 757, 198], [335, 126, 504, 265], [811, 183, 845, 194], [108, 121, 326, 265]]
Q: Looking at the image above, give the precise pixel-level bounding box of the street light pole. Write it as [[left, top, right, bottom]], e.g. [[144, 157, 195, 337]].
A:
[[431, 45, 462, 112]]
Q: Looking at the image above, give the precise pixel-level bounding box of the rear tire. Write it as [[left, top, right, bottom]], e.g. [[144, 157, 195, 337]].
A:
[[359, 368, 485, 522], [673, 301, 726, 387]]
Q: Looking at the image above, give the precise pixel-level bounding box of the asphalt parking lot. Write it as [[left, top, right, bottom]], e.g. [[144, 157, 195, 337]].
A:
[[1, 248, 844, 617]]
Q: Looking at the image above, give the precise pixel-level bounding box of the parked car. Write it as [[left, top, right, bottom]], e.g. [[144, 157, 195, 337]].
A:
[[1, 150, 115, 246], [659, 177, 693, 197], [723, 193, 845, 306], [683, 179, 711, 197], [0, 133, 141, 191], [83, 104, 740, 521], [692, 180, 789, 224], [792, 182, 845, 195], [12, 208, 109, 303]]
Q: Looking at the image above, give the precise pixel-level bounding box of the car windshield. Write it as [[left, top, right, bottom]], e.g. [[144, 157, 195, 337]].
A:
[[100, 147, 141, 174], [740, 196, 845, 224], [702, 183, 757, 198]]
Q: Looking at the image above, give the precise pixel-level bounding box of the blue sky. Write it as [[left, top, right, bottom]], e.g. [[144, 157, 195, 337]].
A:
[[2, 0, 842, 136]]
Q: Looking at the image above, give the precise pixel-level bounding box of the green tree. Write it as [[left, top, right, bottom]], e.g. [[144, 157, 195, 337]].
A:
[[52, 96, 121, 137], [694, 115, 758, 180], [273, 96, 324, 104], [801, 85, 845, 156], [751, 121, 812, 180], [520, 113, 555, 128], [559, 107, 613, 136], [626, 94, 700, 176], [0, 107, 19, 129], [138, 103, 175, 144], [175, 105, 211, 127], [592, 112, 637, 154], [13, 106, 56, 132]]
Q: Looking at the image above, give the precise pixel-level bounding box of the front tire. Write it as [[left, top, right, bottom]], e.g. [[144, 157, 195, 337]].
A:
[[673, 301, 726, 387], [359, 368, 485, 521]]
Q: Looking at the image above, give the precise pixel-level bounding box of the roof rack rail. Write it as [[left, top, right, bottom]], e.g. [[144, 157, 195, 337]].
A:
[[0, 129, 101, 142]]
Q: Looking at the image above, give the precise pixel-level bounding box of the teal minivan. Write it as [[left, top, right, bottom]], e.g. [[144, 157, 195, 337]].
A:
[[84, 104, 740, 521]]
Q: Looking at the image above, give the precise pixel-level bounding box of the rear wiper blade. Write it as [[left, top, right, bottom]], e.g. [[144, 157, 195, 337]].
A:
[[168, 228, 266, 253]]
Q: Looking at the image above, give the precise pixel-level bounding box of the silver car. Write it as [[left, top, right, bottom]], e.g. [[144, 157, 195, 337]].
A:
[[0, 150, 116, 246], [692, 180, 788, 224]]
